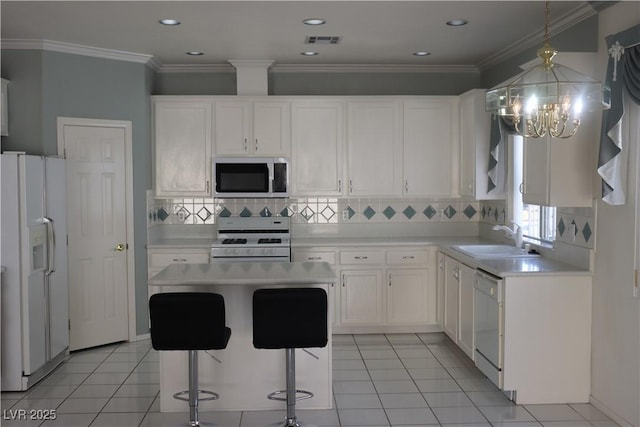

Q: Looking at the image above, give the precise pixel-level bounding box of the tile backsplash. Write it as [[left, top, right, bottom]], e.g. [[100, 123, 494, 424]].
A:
[[148, 197, 481, 226]]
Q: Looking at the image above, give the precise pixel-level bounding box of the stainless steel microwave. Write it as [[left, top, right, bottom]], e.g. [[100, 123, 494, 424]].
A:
[[214, 157, 289, 198]]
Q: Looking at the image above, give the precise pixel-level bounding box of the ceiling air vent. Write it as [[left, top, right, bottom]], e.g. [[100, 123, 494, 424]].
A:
[[305, 36, 341, 45]]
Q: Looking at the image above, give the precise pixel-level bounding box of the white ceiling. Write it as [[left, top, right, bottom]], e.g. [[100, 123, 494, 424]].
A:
[[0, 1, 598, 71]]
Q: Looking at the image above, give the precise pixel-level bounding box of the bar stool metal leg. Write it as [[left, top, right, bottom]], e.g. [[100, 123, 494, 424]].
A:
[[285, 348, 297, 427]]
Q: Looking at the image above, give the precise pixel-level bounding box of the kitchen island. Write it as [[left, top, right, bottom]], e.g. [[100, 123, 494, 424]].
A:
[[148, 261, 336, 412]]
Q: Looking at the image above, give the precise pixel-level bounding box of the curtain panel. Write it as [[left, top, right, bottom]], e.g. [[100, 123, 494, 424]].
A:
[[598, 24, 640, 205]]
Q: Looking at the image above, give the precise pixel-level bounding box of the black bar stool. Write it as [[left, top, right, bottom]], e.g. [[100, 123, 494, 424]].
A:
[[149, 292, 231, 427], [253, 287, 328, 427]]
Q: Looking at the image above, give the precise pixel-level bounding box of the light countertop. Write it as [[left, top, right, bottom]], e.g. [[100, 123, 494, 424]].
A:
[[147, 235, 590, 278], [148, 261, 337, 286]]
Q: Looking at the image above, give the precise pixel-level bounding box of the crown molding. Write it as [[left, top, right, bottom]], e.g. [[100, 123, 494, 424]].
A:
[[270, 63, 480, 74], [2, 39, 156, 65], [477, 3, 597, 71], [157, 64, 235, 73]]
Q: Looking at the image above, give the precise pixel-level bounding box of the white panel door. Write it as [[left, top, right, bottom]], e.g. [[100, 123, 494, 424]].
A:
[[458, 263, 475, 359], [291, 101, 344, 196], [347, 102, 402, 196], [443, 256, 459, 342], [63, 125, 129, 351]]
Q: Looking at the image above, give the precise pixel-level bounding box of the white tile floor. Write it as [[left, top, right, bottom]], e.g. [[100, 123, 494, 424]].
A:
[[1, 333, 619, 427]]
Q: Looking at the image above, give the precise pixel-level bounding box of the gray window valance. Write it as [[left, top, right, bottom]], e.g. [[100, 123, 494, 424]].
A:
[[598, 24, 640, 205]]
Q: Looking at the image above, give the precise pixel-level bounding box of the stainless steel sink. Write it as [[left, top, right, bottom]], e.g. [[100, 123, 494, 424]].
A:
[[452, 244, 539, 259]]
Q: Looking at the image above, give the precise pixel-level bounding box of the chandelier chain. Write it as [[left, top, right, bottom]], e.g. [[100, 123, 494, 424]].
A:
[[544, 0, 551, 45]]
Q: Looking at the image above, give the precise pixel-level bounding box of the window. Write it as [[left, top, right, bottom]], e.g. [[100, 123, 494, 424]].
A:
[[511, 136, 556, 244]]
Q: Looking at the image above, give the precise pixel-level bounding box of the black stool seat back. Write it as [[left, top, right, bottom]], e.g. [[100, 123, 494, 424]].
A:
[[253, 287, 328, 349], [150, 292, 231, 351]]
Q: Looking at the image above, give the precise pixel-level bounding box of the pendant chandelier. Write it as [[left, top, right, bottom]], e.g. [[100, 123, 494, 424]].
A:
[[485, 1, 609, 139]]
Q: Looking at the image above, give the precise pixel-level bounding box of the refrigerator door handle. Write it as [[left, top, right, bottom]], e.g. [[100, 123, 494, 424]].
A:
[[43, 217, 55, 276]]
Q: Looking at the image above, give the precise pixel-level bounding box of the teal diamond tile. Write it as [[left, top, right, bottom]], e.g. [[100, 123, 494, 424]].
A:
[[345, 206, 356, 220], [363, 206, 376, 220], [463, 205, 477, 219], [157, 208, 169, 222], [197, 207, 211, 221], [383, 206, 396, 219], [219, 207, 232, 217], [582, 222, 592, 243], [280, 207, 294, 217], [239, 207, 252, 217], [403, 206, 416, 219], [423, 205, 437, 219], [557, 217, 566, 236], [444, 205, 457, 219], [260, 207, 272, 217]]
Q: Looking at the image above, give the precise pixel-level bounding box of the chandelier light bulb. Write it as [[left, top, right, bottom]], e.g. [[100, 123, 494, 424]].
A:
[[526, 96, 538, 116]]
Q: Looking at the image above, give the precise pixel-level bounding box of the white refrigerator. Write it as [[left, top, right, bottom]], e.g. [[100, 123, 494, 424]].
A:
[[1, 152, 69, 391]]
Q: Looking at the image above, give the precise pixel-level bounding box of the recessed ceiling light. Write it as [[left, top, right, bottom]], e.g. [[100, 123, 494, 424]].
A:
[[446, 19, 468, 26], [186, 51, 204, 56], [301, 51, 319, 56], [303, 18, 326, 25], [413, 51, 431, 56], [159, 19, 181, 26]]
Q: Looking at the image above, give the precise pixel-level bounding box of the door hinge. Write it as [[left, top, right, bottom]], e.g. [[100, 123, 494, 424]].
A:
[[634, 269, 639, 298], [67, 235, 69, 246], [68, 319, 71, 331]]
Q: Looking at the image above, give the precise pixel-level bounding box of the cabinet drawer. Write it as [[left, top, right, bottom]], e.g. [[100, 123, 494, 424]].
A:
[[149, 250, 210, 268], [340, 250, 385, 265], [292, 251, 337, 264], [387, 250, 429, 265]]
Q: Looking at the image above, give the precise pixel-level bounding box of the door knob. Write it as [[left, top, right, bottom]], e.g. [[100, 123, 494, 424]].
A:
[[115, 243, 126, 252]]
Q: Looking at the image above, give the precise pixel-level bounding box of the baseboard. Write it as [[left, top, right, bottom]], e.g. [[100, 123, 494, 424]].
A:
[[590, 394, 636, 427], [133, 333, 151, 342]]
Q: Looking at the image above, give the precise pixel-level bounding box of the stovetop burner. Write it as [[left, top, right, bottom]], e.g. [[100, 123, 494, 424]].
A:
[[258, 238, 282, 244], [222, 238, 247, 245]]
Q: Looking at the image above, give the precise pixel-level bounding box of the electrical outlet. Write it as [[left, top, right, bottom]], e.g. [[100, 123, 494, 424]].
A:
[[342, 208, 350, 221]]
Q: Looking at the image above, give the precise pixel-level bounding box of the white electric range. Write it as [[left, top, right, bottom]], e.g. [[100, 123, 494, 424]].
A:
[[210, 217, 291, 262]]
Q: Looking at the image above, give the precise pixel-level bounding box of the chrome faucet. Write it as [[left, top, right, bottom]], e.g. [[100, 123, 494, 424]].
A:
[[492, 222, 524, 249]]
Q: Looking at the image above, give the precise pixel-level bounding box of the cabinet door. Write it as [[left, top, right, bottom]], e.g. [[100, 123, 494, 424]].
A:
[[340, 269, 384, 325], [437, 252, 446, 328], [1, 78, 8, 136], [386, 268, 430, 324], [347, 102, 402, 196], [253, 101, 291, 156], [403, 98, 458, 197], [443, 256, 459, 341], [459, 93, 476, 197], [291, 101, 344, 196], [154, 101, 212, 197], [458, 263, 475, 359], [214, 100, 251, 155]]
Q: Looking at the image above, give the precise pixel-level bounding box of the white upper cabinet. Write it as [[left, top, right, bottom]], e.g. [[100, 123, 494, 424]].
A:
[[214, 99, 290, 156], [459, 89, 505, 200], [153, 99, 212, 197], [403, 97, 459, 197], [347, 101, 402, 196], [291, 100, 345, 196]]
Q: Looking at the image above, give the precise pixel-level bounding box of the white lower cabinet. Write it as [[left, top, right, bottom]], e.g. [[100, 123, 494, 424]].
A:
[[295, 246, 438, 334], [457, 263, 475, 359], [441, 252, 474, 357], [340, 269, 384, 325], [147, 248, 210, 279]]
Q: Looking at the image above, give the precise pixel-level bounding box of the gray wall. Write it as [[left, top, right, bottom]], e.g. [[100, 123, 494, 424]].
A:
[[1, 49, 154, 336]]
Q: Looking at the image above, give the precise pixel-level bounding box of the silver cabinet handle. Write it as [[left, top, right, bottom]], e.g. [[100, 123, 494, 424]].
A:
[[354, 256, 368, 260], [388, 273, 392, 287], [405, 180, 409, 193], [341, 274, 345, 287], [349, 179, 353, 194], [307, 256, 322, 260], [244, 138, 248, 151], [402, 255, 415, 260], [255, 138, 258, 151], [338, 179, 342, 193]]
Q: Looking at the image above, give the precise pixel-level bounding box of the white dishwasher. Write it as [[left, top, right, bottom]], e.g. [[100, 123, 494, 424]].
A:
[[474, 269, 504, 389]]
